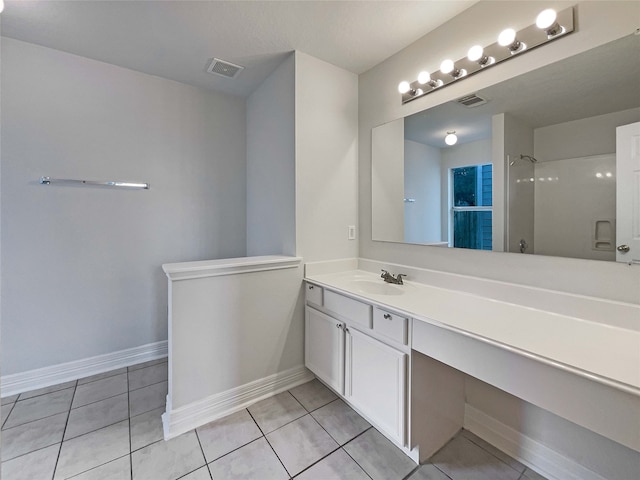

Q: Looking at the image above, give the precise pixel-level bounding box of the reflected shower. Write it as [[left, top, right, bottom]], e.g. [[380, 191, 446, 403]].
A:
[[510, 154, 538, 166]]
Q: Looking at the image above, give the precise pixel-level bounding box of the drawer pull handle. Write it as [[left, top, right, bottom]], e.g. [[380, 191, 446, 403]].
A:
[[383, 313, 392, 320]]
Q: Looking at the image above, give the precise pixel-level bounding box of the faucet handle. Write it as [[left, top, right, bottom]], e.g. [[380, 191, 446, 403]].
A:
[[396, 274, 407, 284], [380, 269, 389, 278]]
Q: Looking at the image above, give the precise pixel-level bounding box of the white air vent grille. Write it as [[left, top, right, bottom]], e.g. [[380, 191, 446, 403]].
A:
[[456, 93, 488, 107], [206, 58, 244, 79]]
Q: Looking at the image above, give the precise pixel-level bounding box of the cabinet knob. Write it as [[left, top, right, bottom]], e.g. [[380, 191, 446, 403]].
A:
[[384, 313, 392, 320], [308, 285, 314, 289], [336, 323, 342, 329]]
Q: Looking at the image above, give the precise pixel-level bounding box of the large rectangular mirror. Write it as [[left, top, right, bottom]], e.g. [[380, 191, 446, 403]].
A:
[[372, 33, 640, 262]]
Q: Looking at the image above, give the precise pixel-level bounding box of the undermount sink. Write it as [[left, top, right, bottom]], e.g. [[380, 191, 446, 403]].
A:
[[350, 280, 405, 296]]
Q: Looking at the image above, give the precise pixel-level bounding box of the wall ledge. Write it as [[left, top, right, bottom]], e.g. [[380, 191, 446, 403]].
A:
[[162, 255, 302, 281]]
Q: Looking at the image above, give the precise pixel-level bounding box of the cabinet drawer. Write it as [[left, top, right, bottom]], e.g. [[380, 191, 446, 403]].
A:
[[373, 307, 407, 345], [306, 283, 323, 306], [324, 290, 372, 329]]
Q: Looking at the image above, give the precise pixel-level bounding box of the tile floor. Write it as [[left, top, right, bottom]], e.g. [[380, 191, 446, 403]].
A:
[[0, 359, 547, 480]]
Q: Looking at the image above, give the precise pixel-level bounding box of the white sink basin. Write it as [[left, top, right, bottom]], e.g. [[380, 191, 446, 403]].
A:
[[350, 280, 405, 296]]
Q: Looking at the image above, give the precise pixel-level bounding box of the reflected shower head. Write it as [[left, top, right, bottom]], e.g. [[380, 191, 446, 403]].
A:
[[509, 154, 539, 166]]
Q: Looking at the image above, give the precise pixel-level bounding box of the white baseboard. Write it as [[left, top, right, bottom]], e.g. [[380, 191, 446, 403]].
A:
[[1, 341, 168, 397], [162, 365, 314, 440], [464, 405, 607, 480]]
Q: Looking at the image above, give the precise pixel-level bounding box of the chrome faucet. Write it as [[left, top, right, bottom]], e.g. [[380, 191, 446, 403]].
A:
[[380, 270, 406, 285]]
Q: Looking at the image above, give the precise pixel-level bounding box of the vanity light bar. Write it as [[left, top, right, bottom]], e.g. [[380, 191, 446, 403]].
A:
[[399, 6, 575, 104]]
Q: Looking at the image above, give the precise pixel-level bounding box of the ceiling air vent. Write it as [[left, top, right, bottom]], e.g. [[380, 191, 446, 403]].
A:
[[456, 93, 488, 107], [206, 58, 244, 79]]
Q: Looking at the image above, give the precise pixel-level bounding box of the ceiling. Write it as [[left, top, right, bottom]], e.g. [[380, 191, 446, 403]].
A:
[[404, 33, 640, 149], [1, 0, 476, 97]]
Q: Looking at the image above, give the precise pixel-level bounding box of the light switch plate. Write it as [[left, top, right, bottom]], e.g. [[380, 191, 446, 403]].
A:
[[348, 225, 356, 240]]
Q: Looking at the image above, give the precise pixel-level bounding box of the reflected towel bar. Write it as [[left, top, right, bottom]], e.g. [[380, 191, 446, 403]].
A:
[[39, 177, 149, 189]]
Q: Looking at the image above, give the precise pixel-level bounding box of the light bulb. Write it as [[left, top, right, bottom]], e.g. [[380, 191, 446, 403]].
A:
[[398, 81, 411, 94], [467, 45, 484, 62], [417, 71, 431, 84], [445, 132, 458, 146], [536, 9, 557, 29], [440, 59, 454, 74], [498, 28, 516, 47]]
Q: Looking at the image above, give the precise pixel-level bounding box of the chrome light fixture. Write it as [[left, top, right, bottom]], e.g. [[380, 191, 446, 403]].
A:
[[398, 6, 574, 104], [397, 81, 423, 97], [417, 71, 442, 89], [536, 9, 565, 38], [498, 28, 526, 54], [440, 59, 466, 79], [467, 45, 494, 67]]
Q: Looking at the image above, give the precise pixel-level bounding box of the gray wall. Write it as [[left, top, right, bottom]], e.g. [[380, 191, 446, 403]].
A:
[[1, 38, 247, 375], [246, 54, 296, 256], [295, 51, 358, 262]]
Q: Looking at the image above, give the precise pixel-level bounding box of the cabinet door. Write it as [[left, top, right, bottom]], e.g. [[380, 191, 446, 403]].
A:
[[345, 327, 406, 445], [305, 307, 345, 395]]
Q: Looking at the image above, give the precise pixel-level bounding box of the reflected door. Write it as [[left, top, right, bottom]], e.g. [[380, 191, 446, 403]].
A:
[[616, 122, 640, 263]]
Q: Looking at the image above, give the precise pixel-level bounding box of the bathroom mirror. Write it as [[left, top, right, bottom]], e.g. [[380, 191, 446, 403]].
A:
[[371, 34, 640, 262]]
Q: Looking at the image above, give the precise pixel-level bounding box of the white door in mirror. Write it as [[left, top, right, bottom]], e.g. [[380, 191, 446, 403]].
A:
[[616, 122, 640, 263]]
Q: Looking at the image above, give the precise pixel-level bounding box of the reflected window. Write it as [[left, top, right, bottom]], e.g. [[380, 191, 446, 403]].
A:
[[451, 165, 492, 250]]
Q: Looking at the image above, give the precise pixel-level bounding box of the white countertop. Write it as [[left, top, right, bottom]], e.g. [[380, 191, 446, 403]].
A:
[[305, 269, 640, 396]]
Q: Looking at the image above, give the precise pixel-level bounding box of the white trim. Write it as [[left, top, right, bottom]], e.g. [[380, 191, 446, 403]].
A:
[[163, 255, 302, 281], [464, 405, 608, 480], [162, 365, 314, 440], [1, 341, 167, 397]]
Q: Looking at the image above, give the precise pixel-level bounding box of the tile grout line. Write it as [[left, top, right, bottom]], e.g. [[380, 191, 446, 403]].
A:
[[401, 464, 422, 480], [268, 386, 363, 479], [1, 402, 16, 430], [2, 407, 72, 432], [51, 380, 78, 480], [9, 383, 76, 404], [245, 407, 294, 478], [193, 429, 214, 480], [127, 367, 134, 480], [336, 426, 376, 480], [289, 444, 343, 479]]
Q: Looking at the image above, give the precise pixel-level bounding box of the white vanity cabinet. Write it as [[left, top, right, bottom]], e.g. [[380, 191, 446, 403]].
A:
[[304, 282, 408, 447], [305, 307, 345, 395], [345, 326, 406, 444]]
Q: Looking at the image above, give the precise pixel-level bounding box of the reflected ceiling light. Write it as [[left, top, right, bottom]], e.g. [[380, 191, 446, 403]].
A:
[[444, 131, 458, 146], [0, 0, 4, 14], [536, 9, 565, 37], [498, 28, 526, 54], [467, 45, 494, 67], [417, 71, 442, 89], [398, 6, 574, 104]]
